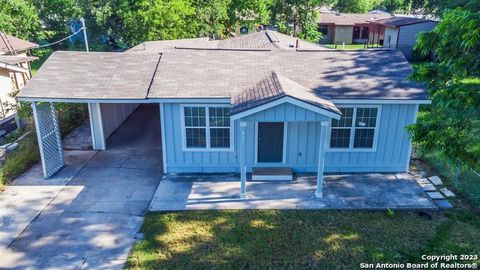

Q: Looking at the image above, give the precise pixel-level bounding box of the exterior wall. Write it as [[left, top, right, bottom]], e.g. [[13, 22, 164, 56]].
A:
[[100, 103, 139, 138], [334, 26, 354, 44], [0, 68, 14, 116], [383, 27, 398, 48], [319, 24, 334, 44], [163, 102, 419, 174], [397, 22, 437, 60]]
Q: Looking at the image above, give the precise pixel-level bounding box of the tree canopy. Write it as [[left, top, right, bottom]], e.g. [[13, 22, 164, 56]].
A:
[[409, 6, 480, 170]]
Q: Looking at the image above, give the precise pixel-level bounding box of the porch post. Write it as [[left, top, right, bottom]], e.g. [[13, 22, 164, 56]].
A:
[[240, 121, 247, 199], [88, 103, 106, 150], [315, 121, 329, 198]]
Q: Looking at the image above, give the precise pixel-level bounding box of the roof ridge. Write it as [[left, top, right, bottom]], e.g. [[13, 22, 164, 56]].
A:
[[270, 71, 284, 94]]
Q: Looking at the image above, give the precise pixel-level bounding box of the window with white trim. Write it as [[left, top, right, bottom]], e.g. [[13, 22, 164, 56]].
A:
[[183, 106, 231, 150], [329, 107, 379, 149]]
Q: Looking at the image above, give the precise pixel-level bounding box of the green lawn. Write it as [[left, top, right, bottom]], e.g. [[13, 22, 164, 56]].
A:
[[324, 44, 368, 49], [126, 209, 480, 269]]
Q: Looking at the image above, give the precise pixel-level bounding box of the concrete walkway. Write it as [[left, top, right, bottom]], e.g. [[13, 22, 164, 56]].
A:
[[150, 173, 437, 211]]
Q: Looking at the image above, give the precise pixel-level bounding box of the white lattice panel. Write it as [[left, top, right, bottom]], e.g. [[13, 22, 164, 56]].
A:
[[32, 102, 65, 178]]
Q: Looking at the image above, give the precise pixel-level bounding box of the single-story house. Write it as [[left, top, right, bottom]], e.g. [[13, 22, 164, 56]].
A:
[[368, 16, 438, 60], [17, 32, 429, 198], [317, 12, 391, 44], [0, 32, 37, 133]]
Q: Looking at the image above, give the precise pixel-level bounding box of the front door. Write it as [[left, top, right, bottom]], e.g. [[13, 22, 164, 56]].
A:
[[257, 122, 284, 163]]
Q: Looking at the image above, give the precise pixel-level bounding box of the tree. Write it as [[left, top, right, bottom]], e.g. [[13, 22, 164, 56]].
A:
[[272, 0, 328, 42], [33, 0, 81, 42], [409, 8, 480, 170], [192, 0, 231, 38], [121, 0, 197, 46], [0, 0, 42, 40], [333, 0, 374, 13]]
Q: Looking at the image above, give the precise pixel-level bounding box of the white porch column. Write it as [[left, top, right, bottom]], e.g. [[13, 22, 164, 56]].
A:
[[88, 103, 106, 150], [239, 121, 247, 199], [315, 121, 329, 198]]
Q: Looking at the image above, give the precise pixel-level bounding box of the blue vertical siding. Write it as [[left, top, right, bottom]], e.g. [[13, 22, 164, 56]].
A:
[[162, 102, 418, 173]]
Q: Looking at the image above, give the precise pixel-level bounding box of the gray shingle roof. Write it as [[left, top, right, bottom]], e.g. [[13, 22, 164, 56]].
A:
[[127, 38, 216, 53], [0, 32, 38, 53], [318, 12, 391, 26], [127, 31, 327, 53], [371, 16, 437, 27], [148, 49, 427, 100], [18, 51, 160, 100], [230, 72, 341, 115], [18, 49, 427, 102]]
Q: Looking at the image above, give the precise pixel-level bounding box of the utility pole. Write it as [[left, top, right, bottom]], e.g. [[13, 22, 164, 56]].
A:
[[80, 17, 89, 52]]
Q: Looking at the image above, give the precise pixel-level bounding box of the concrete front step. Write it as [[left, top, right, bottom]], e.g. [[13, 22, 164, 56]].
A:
[[252, 167, 293, 181]]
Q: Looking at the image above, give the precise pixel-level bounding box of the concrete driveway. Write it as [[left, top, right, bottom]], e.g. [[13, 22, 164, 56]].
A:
[[0, 104, 163, 269], [0, 148, 162, 270]]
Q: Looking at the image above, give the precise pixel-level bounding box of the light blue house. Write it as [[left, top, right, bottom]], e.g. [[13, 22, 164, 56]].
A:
[[18, 32, 430, 198]]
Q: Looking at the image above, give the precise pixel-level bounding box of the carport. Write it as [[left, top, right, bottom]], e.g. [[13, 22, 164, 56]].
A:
[[18, 51, 163, 178]]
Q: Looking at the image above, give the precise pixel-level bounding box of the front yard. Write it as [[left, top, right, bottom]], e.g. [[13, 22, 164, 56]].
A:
[[126, 209, 480, 269]]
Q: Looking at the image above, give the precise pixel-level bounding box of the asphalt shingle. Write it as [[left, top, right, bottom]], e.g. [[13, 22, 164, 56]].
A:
[[148, 49, 427, 100], [18, 51, 160, 100], [230, 72, 341, 115]]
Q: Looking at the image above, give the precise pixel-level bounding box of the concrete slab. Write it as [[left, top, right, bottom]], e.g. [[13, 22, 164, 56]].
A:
[[150, 173, 437, 211], [428, 176, 443, 186], [427, 191, 444, 199], [440, 187, 455, 197], [0, 150, 96, 257], [435, 199, 453, 209], [420, 183, 437, 191], [416, 178, 431, 185], [62, 120, 92, 150]]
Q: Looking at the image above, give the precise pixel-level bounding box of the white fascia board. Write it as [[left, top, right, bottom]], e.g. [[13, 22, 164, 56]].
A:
[[332, 99, 431, 104], [17, 97, 231, 104], [231, 96, 341, 121]]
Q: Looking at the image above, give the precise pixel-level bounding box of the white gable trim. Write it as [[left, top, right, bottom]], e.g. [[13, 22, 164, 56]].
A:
[[231, 96, 341, 121]]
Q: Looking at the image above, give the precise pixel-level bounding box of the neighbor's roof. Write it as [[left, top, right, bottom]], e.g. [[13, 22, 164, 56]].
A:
[[217, 31, 327, 50], [230, 72, 341, 115], [318, 12, 390, 26], [18, 49, 427, 101], [0, 33, 38, 53], [371, 16, 437, 27], [149, 49, 426, 100], [127, 31, 327, 53], [0, 55, 37, 65], [127, 37, 216, 53], [19, 51, 160, 100]]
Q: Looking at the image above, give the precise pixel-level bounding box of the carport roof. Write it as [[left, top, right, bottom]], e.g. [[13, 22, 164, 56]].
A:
[[18, 51, 160, 100]]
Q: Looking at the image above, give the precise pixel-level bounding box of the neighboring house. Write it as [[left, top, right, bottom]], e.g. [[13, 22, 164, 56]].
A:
[[317, 12, 391, 44], [17, 32, 429, 198], [0, 32, 37, 131], [368, 16, 438, 60]]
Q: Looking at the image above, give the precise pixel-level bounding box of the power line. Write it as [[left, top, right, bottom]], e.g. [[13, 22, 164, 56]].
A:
[[34, 27, 85, 49]]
